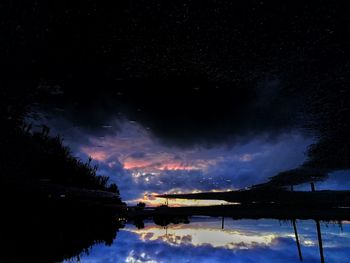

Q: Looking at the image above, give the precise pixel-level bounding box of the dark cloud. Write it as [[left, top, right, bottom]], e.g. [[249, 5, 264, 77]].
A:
[[128, 152, 147, 159], [3, 1, 350, 180], [74, 130, 311, 201], [5, 2, 348, 141], [34, 72, 303, 148]]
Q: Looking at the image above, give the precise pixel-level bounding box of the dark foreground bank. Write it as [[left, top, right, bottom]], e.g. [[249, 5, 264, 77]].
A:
[[1, 184, 126, 263]]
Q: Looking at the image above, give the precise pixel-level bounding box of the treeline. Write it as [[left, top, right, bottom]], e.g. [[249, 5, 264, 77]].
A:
[[0, 82, 120, 197], [0, 82, 126, 262]]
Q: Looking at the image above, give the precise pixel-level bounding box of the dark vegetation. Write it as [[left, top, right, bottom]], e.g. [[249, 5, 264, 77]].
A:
[[136, 201, 146, 209], [1, 85, 125, 262], [0, 84, 122, 195], [263, 76, 350, 187], [4, 126, 120, 193]]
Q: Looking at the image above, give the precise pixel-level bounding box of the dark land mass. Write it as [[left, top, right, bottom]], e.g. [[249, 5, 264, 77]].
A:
[[1, 143, 127, 263], [127, 204, 350, 222], [1, 79, 126, 262], [2, 189, 125, 263], [147, 188, 350, 225], [0, 144, 126, 262], [157, 188, 350, 207]]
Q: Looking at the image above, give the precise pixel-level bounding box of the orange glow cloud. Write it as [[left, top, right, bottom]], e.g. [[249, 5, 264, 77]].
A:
[[123, 159, 156, 170], [120, 150, 216, 172], [123, 159, 201, 171], [79, 122, 256, 175], [80, 147, 109, 162]]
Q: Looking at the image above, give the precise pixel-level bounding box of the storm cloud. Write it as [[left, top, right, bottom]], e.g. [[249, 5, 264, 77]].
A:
[[4, 1, 350, 190], [5, 1, 349, 147]]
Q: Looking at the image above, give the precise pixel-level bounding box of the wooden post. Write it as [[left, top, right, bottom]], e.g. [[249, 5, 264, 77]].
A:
[[310, 181, 324, 262], [293, 220, 303, 261], [316, 220, 325, 263], [291, 186, 303, 261], [316, 220, 324, 263]]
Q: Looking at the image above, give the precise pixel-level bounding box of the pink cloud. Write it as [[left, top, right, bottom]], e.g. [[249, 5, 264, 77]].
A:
[[80, 147, 109, 162]]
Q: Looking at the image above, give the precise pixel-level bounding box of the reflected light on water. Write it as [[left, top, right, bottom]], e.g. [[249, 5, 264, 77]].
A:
[[62, 219, 350, 263], [126, 224, 277, 249], [131, 197, 233, 207]]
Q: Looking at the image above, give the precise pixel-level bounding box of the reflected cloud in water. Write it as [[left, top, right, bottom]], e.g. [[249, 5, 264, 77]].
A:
[[127, 224, 276, 249], [66, 219, 350, 263]]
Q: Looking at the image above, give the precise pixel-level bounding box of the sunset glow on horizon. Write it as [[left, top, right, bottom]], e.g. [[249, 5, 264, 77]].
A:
[[71, 120, 313, 204]]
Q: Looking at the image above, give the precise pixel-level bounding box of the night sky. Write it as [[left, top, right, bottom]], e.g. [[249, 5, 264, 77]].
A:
[[45, 117, 350, 205], [46, 117, 312, 204], [3, 1, 350, 203]]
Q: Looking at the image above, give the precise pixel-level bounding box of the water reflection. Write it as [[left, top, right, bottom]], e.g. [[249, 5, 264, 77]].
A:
[[66, 218, 350, 263], [128, 223, 276, 249]]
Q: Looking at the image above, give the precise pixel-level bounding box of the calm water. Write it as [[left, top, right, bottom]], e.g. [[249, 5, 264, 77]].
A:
[[64, 218, 350, 263]]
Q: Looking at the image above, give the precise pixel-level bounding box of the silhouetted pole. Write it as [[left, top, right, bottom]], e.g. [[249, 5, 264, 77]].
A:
[[316, 220, 325, 263], [311, 182, 325, 263], [293, 220, 303, 261], [291, 186, 303, 261], [221, 216, 225, 229]]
